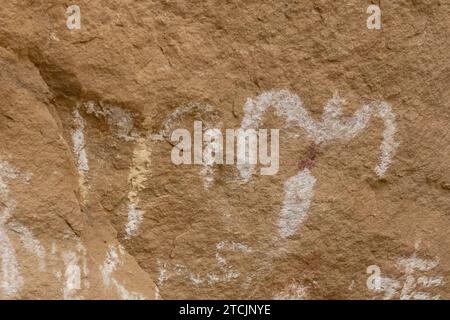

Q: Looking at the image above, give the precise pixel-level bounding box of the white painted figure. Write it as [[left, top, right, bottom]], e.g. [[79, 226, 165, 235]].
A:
[[239, 90, 398, 238], [66, 5, 81, 30]]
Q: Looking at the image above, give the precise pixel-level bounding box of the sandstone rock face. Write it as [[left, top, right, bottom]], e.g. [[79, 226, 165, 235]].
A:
[[0, 0, 449, 299]]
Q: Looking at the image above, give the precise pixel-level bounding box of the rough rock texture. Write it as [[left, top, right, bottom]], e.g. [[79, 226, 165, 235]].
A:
[[0, 0, 449, 299]]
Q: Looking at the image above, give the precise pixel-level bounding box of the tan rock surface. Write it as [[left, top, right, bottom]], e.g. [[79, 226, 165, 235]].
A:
[[0, 0, 449, 299]]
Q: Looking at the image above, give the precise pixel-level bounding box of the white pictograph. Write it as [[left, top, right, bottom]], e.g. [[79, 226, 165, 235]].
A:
[[367, 243, 444, 300], [0, 160, 45, 297], [156, 240, 253, 290], [100, 245, 145, 299], [238, 90, 398, 238], [65, 90, 400, 295]]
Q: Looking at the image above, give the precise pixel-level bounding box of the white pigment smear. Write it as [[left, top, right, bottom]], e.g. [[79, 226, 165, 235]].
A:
[[279, 169, 316, 238]]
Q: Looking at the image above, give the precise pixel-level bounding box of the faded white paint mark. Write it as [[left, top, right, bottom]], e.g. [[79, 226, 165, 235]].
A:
[[157, 259, 168, 287], [54, 270, 62, 281], [159, 103, 217, 139], [189, 273, 204, 285], [62, 250, 82, 300], [51, 242, 57, 256], [273, 283, 308, 300], [84, 101, 137, 141], [150, 134, 165, 141], [125, 137, 151, 239], [158, 241, 252, 287], [125, 203, 144, 239], [72, 107, 89, 201], [100, 245, 145, 300], [397, 253, 442, 300], [239, 90, 398, 238], [76, 101, 144, 231], [62, 243, 89, 300], [100, 245, 120, 288], [200, 157, 215, 188], [112, 279, 145, 300], [0, 228, 23, 297], [373, 102, 398, 177], [0, 160, 31, 297], [368, 244, 443, 300], [417, 276, 443, 287], [173, 264, 205, 286], [279, 169, 316, 238], [202, 128, 223, 189], [49, 32, 60, 42], [72, 107, 89, 173], [8, 221, 46, 272], [154, 262, 166, 299], [397, 255, 439, 275], [216, 241, 252, 254], [348, 280, 355, 291], [158, 103, 222, 189], [0, 160, 19, 223], [77, 243, 89, 290], [376, 276, 401, 300], [75, 104, 143, 240], [239, 90, 398, 180], [105, 106, 136, 141]]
